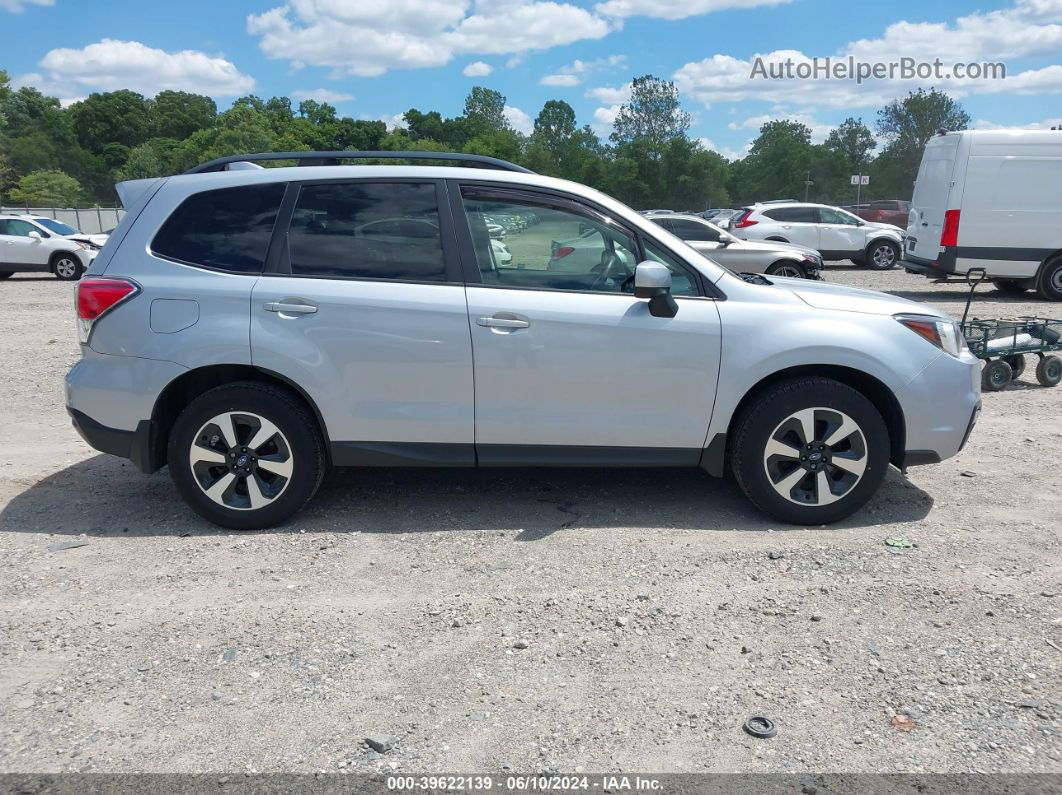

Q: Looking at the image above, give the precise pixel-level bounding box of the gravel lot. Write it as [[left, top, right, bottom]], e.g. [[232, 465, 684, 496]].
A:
[[1, 266, 1060, 775]]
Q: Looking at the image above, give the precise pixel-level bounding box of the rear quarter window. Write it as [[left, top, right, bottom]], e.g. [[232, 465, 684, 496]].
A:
[[152, 184, 285, 273]]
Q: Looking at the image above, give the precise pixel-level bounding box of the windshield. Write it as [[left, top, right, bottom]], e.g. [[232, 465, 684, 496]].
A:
[[34, 218, 79, 236]]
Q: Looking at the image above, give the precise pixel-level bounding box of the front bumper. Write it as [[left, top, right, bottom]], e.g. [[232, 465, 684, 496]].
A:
[[896, 349, 982, 465]]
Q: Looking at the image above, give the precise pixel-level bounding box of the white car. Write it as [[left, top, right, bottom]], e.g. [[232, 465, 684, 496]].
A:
[[0, 215, 99, 281], [731, 202, 906, 269]]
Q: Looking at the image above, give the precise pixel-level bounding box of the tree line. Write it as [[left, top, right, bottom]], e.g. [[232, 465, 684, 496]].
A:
[[0, 68, 971, 211]]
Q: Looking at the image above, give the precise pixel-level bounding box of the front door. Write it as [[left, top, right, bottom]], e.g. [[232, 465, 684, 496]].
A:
[[454, 184, 722, 464], [817, 207, 867, 259], [250, 179, 475, 465], [0, 219, 50, 268]]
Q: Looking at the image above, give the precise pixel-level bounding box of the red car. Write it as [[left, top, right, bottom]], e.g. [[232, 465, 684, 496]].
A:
[[856, 200, 910, 227]]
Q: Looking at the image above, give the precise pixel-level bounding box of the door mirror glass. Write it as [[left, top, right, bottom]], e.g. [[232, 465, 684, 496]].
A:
[[28, 230, 42, 240], [634, 261, 678, 318]]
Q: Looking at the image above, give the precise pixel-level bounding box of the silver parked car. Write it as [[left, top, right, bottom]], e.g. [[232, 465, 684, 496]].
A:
[[646, 212, 823, 279], [65, 151, 981, 530]]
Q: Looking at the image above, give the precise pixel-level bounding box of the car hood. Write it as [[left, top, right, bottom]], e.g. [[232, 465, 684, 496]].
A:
[[780, 276, 946, 318], [65, 233, 109, 247], [733, 238, 819, 257], [864, 221, 904, 235]]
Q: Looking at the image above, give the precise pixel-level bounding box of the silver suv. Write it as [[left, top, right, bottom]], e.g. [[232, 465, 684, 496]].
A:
[[65, 151, 981, 530]]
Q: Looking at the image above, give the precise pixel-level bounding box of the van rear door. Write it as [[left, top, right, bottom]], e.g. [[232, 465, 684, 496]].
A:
[[907, 134, 961, 260]]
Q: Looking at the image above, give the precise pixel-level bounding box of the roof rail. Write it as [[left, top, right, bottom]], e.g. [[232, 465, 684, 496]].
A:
[[183, 151, 534, 175]]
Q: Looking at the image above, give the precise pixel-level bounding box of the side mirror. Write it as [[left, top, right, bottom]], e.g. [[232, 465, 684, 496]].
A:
[[28, 230, 42, 241], [634, 261, 678, 318]]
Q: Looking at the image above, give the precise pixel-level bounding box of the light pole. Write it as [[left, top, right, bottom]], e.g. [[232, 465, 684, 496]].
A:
[[803, 172, 813, 202]]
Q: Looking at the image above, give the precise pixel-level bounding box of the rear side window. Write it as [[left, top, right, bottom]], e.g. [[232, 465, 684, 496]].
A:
[[152, 184, 285, 273], [668, 218, 720, 241], [763, 207, 817, 222], [287, 182, 447, 282]]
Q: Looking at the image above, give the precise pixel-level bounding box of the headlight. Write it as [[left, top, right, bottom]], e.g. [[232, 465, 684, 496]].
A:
[[802, 254, 823, 267], [895, 314, 967, 358]]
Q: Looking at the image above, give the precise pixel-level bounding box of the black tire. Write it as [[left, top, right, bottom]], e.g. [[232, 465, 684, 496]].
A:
[[1036, 355, 1062, 387], [0, 271, 13, 280], [992, 279, 1028, 295], [1038, 259, 1062, 301], [865, 240, 900, 270], [1003, 354, 1026, 380], [51, 253, 83, 281], [981, 360, 1012, 392], [764, 261, 808, 279], [168, 382, 326, 530], [730, 377, 890, 525]]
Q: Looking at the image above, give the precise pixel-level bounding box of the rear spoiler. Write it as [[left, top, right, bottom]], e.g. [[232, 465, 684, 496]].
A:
[[115, 178, 164, 209]]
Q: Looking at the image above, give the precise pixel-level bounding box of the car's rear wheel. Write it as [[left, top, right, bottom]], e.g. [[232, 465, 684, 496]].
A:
[[731, 377, 890, 525], [866, 240, 899, 270], [765, 261, 808, 279], [168, 382, 326, 530], [1037, 259, 1062, 301], [51, 254, 83, 281]]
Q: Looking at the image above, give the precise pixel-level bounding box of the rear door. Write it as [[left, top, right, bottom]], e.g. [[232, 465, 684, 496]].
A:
[[250, 179, 475, 464], [761, 207, 820, 249], [908, 134, 961, 257]]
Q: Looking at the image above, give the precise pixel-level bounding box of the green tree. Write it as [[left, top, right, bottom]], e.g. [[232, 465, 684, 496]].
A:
[[151, 91, 217, 139], [463, 87, 510, 137], [609, 75, 691, 156], [824, 117, 876, 171], [70, 90, 151, 152], [8, 170, 83, 206], [738, 120, 813, 203]]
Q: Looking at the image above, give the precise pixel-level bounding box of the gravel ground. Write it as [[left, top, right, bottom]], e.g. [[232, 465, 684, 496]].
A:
[[0, 266, 1060, 775]]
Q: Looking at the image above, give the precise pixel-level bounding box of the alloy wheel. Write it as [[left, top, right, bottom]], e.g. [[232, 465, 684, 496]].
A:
[[772, 265, 804, 278], [762, 407, 868, 506], [189, 412, 294, 511], [55, 257, 78, 279], [871, 244, 896, 268]]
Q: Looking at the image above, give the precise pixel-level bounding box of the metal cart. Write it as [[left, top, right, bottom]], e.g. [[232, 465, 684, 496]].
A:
[[960, 269, 1062, 391]]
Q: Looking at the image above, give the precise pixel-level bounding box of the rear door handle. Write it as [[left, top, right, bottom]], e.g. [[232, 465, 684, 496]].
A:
[[264, 301, 317, 315], [477, 316, 530, 329]]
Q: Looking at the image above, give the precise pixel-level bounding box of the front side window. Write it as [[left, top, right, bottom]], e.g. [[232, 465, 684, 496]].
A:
[[462, 188, 639, 294], [819, 207, 860, 225], [640, 240, 698, 296], [153, 184, 285, 273], [287, 182, 447, 282]]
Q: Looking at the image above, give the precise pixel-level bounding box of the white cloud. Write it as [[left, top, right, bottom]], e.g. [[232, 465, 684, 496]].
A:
[[593, 105, 621, 125], [362, 112, 408, 130], [248, 1, 613, 77], [541, 54, 625, 86], [586, 83, 631, 104], [696, 136, 749, 160], [26, 39, 254, 99], [0, 0, 52, 11], [504, 104, 533, 134], [504, 56, 524, 68], [595, 0, 788, 20], [541, 74, 580, 86], [973, 115, 1062, 130], [463, 60, 493, 77], [674, 0, 1062, 111], [291, 88, 354, 102], [728, 111, 833, 143]]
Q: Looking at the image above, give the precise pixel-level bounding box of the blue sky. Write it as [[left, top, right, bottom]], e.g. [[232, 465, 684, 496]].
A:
[[3, 0, 1061, 158]]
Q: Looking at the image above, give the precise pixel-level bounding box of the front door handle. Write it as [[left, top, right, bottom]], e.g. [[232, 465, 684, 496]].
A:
[[477, 316, 530, 329], [264, 301, 317, 315]]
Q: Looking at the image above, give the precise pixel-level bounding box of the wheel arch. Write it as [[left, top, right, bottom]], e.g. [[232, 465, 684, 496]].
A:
[[764, 236, 790, 243], [704, 364, 906, 475], [48, 250, 83, 271], [144, 364, 331, 473], [865, 236, 900, 254]]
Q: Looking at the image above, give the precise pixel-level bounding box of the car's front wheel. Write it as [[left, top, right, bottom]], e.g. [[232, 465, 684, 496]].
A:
[[865, 240, 900, 270], [765, 261, 808, 279], [731, 377, 890, 524], [168, 382, 326, 530]]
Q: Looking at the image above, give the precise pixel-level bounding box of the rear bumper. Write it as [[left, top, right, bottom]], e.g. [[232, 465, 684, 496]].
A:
[[901, 248, 957, 276], [68, 408, 157, 473]]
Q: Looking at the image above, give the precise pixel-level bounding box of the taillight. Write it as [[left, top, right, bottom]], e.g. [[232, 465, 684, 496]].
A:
[[940, 209, 960, 247], [552, 246, 575, 259], [733, 211, 757, 229], [76, 278, 138, 343]]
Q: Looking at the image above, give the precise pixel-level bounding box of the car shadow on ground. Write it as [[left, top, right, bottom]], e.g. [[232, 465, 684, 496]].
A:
[[0, 454, 933, 539]]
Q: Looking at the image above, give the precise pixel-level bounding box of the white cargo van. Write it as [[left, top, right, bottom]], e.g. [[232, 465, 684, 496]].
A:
[[902, 129, 1062, 300]]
